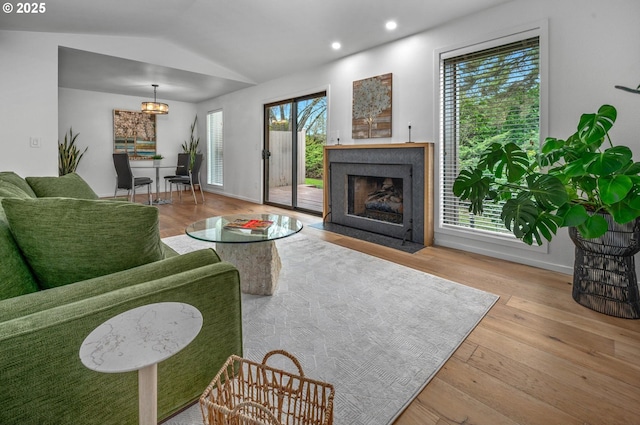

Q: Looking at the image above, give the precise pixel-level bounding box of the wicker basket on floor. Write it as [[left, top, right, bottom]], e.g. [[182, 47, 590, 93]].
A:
[[200, 350, 334, 425]]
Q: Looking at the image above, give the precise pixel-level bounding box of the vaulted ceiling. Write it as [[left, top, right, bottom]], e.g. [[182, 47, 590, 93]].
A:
[[0, 0, 513, 102]]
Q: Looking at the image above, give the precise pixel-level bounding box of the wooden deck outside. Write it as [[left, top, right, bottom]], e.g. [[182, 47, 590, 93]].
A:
[[267, 184, 323, 213]]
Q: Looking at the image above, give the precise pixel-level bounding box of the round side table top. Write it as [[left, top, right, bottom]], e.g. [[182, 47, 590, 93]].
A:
[[79, 302, 203, 373]]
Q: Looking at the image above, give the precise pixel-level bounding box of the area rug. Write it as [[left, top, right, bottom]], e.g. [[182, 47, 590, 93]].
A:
[[162, 233, 498, 425]]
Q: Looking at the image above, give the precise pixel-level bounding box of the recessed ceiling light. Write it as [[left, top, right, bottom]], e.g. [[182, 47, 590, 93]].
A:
[[386, 21, 397, 30], [332, 42, 341, 50]]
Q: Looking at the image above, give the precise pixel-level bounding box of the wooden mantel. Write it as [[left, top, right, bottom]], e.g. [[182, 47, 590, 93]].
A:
[[323, 142, 434, 246]]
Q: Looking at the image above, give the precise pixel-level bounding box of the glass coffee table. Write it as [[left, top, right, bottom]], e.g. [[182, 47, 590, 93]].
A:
[[186, 214, 303, 295]]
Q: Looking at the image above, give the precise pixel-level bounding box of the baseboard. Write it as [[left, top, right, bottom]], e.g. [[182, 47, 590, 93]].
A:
[[437, 239, 574, 275]]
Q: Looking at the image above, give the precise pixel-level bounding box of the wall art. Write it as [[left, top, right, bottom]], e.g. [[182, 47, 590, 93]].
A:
[[352, 73, 392, 139], [113, 109, 157, 159]]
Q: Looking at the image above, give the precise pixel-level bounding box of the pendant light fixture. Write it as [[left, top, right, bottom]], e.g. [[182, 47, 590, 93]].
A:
[[141, 84, 169, 114]]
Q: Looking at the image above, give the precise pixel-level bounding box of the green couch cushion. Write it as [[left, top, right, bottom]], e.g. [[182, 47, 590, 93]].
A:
[[26, 173, 98, 199], [0, 172, 36, 197], [0, 180, 32, 233], [0, 219, 39, 300], [1, 198, 164, 289], [0, 181, 32, 199]]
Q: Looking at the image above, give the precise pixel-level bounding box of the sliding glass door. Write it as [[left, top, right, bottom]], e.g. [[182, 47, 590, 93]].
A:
[[264, 92, 326, 214]]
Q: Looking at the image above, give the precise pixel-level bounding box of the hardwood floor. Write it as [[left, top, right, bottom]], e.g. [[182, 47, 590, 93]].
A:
[[154, 191, 640, 425]]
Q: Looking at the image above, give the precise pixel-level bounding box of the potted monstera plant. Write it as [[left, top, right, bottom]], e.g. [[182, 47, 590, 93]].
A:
[[453, 104, 640, 318]]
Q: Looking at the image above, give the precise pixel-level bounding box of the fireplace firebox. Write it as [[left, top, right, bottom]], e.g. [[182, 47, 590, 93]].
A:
[[348, 175, 404, 224], [330, 162, 413, 240]]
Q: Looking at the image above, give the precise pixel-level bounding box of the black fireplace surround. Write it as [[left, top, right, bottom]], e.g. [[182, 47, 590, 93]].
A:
[[327, 146, 426, 244]]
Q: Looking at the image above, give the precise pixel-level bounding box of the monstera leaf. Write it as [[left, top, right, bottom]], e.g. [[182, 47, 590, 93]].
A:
[[500, 198, 563, 245], [577, 104, 616, 146], [501, 198, 538, 239], [575, 213, 609, 239], [598, 175, 633, 205], [540, 137, 565, 167], [479, 142, 531, 182], [526, 174, 569, 210], [607, 200, 640, 224], [585, 146, 632, 175], [453, 169, 492, 215], [526, 213, 564, 245], [561, 157, 589, 178], [557, 203, 589, 227], [623, 162, 640, 176]]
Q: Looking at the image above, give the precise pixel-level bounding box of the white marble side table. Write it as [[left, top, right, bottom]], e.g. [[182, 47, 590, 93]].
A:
[[79, 302, 203, 425]]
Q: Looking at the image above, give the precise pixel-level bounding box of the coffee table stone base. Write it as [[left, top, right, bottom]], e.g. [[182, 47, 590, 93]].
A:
[[216, 241, 282, 295]]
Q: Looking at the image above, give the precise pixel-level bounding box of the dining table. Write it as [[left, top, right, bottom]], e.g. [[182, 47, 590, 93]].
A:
[[130, 161, 182, 205]]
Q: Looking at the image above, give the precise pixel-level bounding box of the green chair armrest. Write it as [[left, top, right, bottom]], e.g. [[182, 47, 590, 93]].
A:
[[0, 248, 221, 322]]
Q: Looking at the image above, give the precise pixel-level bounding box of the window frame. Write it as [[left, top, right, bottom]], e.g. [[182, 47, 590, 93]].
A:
[[434, 22, 549, 252]]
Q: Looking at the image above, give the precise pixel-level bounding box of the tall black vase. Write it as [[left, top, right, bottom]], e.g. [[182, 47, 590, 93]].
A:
[[569, 213, 640, 319]]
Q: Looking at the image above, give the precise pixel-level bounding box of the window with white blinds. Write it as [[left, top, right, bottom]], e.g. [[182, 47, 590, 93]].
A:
[[440, 36, 540, 236], [207, 110, 223, 186]]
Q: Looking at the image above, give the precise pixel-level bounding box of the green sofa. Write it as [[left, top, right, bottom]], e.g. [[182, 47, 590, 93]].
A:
[[0, 172, 243, 424]]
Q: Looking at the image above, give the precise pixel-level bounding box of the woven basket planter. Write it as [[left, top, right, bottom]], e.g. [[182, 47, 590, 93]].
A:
[[569, 213, 640, 319]]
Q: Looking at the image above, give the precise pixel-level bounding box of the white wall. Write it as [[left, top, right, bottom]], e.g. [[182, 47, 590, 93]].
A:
[[58, 88, 198, 197], [0, 31, 59, 176], [198, 0, 640, 274]]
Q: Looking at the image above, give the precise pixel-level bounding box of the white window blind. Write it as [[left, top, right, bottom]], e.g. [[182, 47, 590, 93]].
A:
[[207, 110, 223, 186], [441, 36, 540, 235]]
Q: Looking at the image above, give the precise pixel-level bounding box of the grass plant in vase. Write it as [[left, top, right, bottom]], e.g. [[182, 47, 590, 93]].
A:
[[59, 127, 88, 176]]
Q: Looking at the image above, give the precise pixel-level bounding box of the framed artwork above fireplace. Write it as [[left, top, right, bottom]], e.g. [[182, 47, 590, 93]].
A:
[[352, 73, 392, 139]]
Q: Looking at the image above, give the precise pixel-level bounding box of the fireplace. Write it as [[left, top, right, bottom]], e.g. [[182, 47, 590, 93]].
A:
[[324, 143, 433, 245]]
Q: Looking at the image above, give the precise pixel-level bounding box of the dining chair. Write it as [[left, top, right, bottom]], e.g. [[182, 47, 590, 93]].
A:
[[112, 153, 153, 204], [163, 153, 190, 196], [168, 154, 205, 204]]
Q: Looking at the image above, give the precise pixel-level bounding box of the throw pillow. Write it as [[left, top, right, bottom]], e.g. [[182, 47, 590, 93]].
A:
[[0, 181, 32, 199], [26, 173, 98, 199], [0, 219, 39, 300], [2, 198, 164, 289], [0, 180, 32, 223], [0, 172, 36, 197]]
